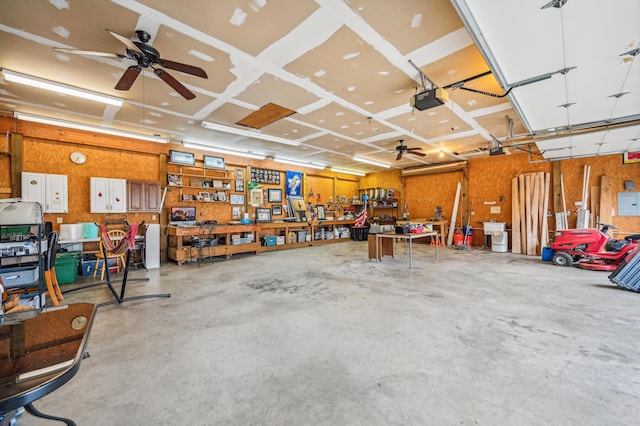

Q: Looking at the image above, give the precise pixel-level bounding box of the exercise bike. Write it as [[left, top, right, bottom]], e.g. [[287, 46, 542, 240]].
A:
[[550, 222, 640, 271]]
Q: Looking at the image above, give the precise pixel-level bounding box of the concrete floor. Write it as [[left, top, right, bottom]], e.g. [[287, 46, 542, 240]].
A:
[[16, 241, 640, 425]]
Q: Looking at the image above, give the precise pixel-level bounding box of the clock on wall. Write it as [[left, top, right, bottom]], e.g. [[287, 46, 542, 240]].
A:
[[70, 151, 87, 164]]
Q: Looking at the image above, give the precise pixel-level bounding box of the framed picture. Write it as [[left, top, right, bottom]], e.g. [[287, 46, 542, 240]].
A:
[[232, 206, 241, 219], [216, 191, 227, 202], [256, 207, 272, 222], [272, 204, 283, 216], [204, 155, 225, 169], [170, 150, 195, 166], [235, 180, 244, 192], [250, 188, 263, 206], [286, 170, 302, 196], [268, 188, 282, 203], [316, 205, 326, 220], [230, 194, 245, 205], [198, 191, 210, 202], [235, 168, 244, 179], [623, 151, 640, 164]]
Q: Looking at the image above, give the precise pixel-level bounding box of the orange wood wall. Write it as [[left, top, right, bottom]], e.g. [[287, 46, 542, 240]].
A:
[[1, 115, 638, 244]]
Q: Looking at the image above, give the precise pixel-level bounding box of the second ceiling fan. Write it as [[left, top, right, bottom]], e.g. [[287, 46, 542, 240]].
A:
[[394, 140, 426, 160], [54, 29, 208, 100]]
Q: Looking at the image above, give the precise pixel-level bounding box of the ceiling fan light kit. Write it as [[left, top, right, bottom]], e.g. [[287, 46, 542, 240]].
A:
[[1, 68, 123, 106]]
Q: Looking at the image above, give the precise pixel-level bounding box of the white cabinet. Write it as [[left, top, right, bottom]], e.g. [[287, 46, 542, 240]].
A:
[[21, 172, 68, 213], [90, 177, 127, 213]]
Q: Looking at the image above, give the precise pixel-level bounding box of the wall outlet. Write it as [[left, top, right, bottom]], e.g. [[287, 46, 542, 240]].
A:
[[56, 217, 63, 224], [471, 211, 475, 215], [152, 214, 157, 220]]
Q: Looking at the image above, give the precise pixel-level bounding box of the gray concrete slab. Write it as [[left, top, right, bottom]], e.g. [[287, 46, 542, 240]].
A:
[[15, 242, 640, 425]]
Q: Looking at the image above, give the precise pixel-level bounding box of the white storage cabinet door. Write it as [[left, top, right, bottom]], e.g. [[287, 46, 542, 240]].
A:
[[45, 173, 68, 213], [91, 177, 127, 213], [22, 172, 68, 213]]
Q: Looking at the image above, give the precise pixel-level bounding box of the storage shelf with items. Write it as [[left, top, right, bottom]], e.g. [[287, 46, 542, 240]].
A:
[[167, 223, 259, 265], [167, 162, 236, 203], [258, 220, 356, 252], [357, 187, 399, 223], [0, 202, 47, 320]]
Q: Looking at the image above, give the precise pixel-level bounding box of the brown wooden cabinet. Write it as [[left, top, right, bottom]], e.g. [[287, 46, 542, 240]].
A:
[[127, 180, 161, 212]]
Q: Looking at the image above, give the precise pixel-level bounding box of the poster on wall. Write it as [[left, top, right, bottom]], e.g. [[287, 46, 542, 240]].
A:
[[286, 170, 302, 196]]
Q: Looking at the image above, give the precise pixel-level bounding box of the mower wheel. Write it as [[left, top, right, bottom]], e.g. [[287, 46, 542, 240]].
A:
[[552, 252, 574, 267]]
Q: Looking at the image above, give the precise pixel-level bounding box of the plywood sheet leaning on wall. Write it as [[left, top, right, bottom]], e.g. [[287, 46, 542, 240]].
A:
[[447, 182, 461, 246], [513, 172, 550, 256], [511, 177, 521, 254], [599, 175, 613, 224]]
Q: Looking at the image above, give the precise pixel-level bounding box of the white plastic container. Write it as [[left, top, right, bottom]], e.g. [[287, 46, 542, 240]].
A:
[[59, 224, 84, 241]]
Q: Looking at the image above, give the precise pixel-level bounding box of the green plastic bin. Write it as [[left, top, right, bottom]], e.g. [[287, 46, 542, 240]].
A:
[[55, 251, 81, 285]]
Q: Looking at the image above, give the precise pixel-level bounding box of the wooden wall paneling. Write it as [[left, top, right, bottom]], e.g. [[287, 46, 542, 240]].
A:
[[590, 186, 600, 227], [511, 177, 521, 254], [599, 175, 612, 224], [10, 133, 23, 198], [552, 161, 562, 214], [461, 168, 469, 230]]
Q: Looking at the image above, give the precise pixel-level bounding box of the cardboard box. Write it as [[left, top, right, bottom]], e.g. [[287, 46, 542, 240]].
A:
[[276, 236, 285, 245]]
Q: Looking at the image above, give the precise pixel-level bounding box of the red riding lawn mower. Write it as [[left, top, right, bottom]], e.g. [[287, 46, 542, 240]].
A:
[[550, 223, 640, 271]]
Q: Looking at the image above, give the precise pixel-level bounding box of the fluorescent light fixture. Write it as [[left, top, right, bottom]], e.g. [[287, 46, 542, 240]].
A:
[[352, 155, 391, 168], [202, 121, 300, 146], [330, 167, 366, 176], [183, 142, 266, 159], [400, 161, 468, 176], [274, 157, 326, 170], [14, 112, 169, 143], [2, 69, 123, 107]]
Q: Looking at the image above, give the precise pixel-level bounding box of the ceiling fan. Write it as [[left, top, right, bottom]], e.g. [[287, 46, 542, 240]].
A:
[[394, 139, 426, 160], [54, 29, 208, 100]]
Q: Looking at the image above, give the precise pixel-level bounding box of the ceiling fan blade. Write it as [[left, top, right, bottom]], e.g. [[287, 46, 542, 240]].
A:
[[396, 152, 403, 160], [154, 69, 196, 100], [115, 66, 141, 91], [106, 29, 144, 55], [158, 59, 208, 79], [407, 150, 426, 157], [53, 47, 124, 58], [406, 147, 423, 151]]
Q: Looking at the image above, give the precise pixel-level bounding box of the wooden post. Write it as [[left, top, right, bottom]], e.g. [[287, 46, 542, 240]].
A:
[[530, 173, 540, 255], [512, 177, 521, 254], [10, 132, 24, 198], [525, 174, 532, 255]]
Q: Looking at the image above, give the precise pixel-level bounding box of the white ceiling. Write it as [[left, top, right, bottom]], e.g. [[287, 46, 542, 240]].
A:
[[0, 0, 638, 171]]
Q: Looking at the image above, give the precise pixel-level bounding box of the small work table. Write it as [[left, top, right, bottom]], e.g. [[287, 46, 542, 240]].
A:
[[396, 219, 448, 239], [0, 303, 96, 425], [373, 231, 439, 268]]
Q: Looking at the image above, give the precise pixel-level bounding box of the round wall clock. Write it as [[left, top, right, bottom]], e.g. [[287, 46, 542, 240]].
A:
[[70, 151, 87, 164]]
